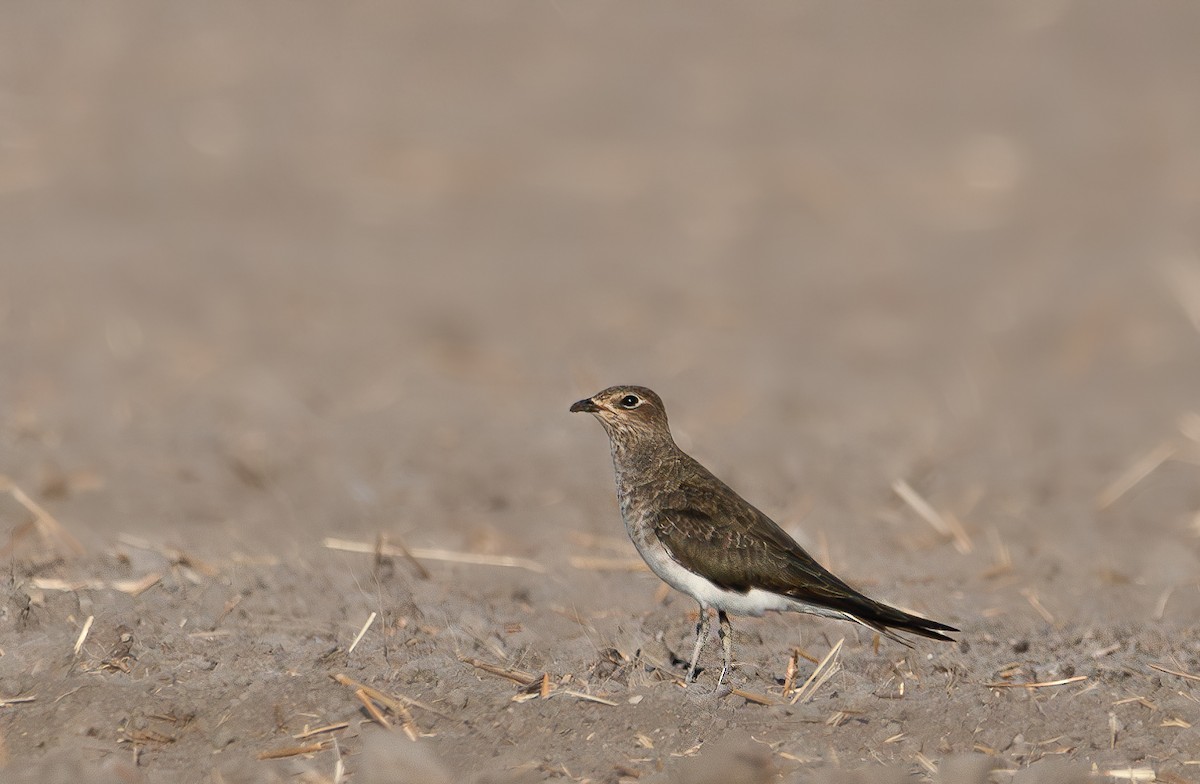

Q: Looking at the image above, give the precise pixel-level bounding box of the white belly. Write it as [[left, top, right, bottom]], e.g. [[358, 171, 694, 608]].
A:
[[627, 518, 855, 621]]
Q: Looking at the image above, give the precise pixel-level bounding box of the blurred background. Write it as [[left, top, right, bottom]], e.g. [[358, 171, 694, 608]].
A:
[[2, 1, 1199, 580]]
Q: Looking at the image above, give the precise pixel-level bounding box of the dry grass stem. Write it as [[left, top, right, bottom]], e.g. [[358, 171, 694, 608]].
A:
[[323, 537, 546, 573], [458, 656, 540, 686], [347, 612, 376, 655], [1153, 586, 1175, 621], [728, 687, 776, 706], [257, 741, 332, 760], [0, 476, 85, 557], [73, 615, 94, 656], [1100, 769, 1156, 782], [0, 695, 37, 707], [1147, 662, 1200, 683], [355, 688, 391, 730], [1096, 441, 1177, 510], [568, 556, 649, 572], [332, 674, 448, 720], [559, 690, 618, 706], [1021, 588, 1056, 624], [293, 723, 350, 740], [986, 675, 1088, 689], [982, 527, 1013, 578], [30, 574, 162, 596], [117, 533, 219, 576], [892, 479, 972, 553], [376, 531, 430, 580], [790, 638, 844, 704], [782, 650, 800, 700]]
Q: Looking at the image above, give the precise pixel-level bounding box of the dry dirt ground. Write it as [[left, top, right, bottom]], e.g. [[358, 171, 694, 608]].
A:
[[3, 3, 1200, 783]]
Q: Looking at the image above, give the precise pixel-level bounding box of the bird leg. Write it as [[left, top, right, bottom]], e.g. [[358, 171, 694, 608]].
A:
[[716, 610, 733, 687], [685, 606, 711, 684]]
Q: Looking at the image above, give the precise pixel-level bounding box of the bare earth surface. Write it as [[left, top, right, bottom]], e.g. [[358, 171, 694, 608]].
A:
[[3, 3, 1200, 783]]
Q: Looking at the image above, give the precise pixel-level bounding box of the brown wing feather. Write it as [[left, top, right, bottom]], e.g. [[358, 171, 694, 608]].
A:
[[651, 461, 957, 641]]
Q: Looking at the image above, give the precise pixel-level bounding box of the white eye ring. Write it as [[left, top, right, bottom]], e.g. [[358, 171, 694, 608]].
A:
[[618, 394, 641, 409]]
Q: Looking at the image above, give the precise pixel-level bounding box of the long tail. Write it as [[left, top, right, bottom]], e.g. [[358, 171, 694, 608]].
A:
[[850, 598, 957, 644]]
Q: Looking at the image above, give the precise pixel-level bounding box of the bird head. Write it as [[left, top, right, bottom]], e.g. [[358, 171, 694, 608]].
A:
[[570, 385, 673, 446]]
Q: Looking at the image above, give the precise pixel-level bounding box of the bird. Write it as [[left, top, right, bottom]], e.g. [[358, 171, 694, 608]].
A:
[[570, 384, 957, 686]]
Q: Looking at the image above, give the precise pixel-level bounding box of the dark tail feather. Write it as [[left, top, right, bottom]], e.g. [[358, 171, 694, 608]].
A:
[[854, 601, 958, 644]]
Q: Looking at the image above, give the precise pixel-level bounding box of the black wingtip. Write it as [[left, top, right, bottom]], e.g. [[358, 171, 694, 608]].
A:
[[879, 615, 958, 644]]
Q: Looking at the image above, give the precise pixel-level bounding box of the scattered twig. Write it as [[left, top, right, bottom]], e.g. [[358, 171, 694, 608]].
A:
[[982, 527, 1013, 578], [782, 650, 800, 700], [355, 688, 391, 730], [729, 687, 776, 706], [0, 695, 37, 707], [559, 690, 618, 707], [332, 674, 450, 720], [1101, 768, 1156, 782], [1153, 586, 1176, 621], [30, 574, 162, 596], [216, 594, 243, 626], [0, 476, 85, 557], [458, 656, 539, 686], [348, 612, 377, 655], [892, 479, 972, 553], [1096, 441, 1177, 510], [257, 741, 332, 760], [117, 533, 218, 576], [986, 675, 1088, 689], [1148, 662, 1200, 683], [324, 537, 546, 573], [73, 616, 94, 656], [293, 722, 350, 740], [791, 638, 843, 704], [1021, 588, 1056, 624], [377, 531, 430, 580]]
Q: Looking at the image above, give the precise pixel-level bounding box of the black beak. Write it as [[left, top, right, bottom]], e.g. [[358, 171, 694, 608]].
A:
[[570, 398, 599, 413]]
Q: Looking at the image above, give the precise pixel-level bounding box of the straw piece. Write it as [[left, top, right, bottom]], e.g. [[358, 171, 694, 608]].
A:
[[790, 638, 844, 704], [73, 616, 94, 656], [293, 723, 350, 740], [458, 656, 539, 686], [355, 688, 391, 730], [257, 741, 332, 760], [559, 690, 618, 707], [781, 650, 800, 700], [377, 531, 430, 580], [0, 477, 85, 557], [323, 537, 546, 573], [348, 612, 377, 655], [985, 675, 1088, 689], [1096, 441, 1177, 510], [1021, 588, 1056, 624], [30, 574, 162, 596], [1100, 769, 1155, 782], [332, 674, 449, 720], [728, 688, 776, 706], [1148, 662, 1200, 683], [892, 480, 972, 553]]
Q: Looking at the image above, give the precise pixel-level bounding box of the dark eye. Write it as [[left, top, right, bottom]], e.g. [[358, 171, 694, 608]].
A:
[[619, 394, 641, 409]]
